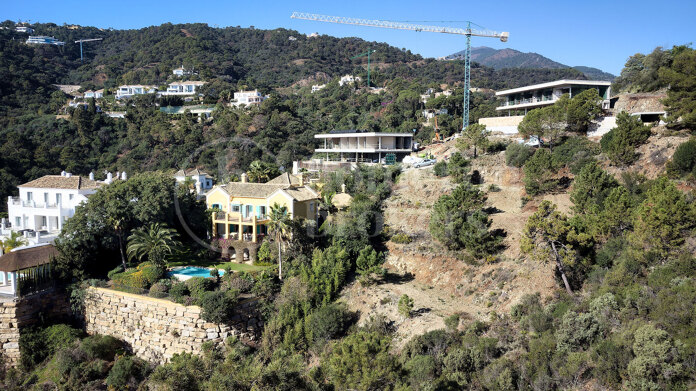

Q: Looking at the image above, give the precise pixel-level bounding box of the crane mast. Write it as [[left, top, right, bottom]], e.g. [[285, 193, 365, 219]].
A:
[[291, 12, 509, 131], [74, 38, 103, 63]]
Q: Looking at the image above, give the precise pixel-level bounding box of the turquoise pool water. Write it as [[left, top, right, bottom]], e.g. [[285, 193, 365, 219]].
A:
[[169, 266, 225, 280]]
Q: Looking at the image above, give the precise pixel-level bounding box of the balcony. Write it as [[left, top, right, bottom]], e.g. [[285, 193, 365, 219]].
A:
[[496, 96, 557, 111], [213, 211, 269, 223], [8, 197, 59, 209]]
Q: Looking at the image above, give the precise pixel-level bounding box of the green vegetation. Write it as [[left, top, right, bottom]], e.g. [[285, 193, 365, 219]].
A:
[[505, 143, 534, 168], [601, 111, 652, 165], [457, 123, 490, 158], [667, 138, 696, 178]]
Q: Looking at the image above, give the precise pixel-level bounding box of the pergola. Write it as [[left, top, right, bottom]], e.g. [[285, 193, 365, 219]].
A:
[[0, 244, 57, 298]]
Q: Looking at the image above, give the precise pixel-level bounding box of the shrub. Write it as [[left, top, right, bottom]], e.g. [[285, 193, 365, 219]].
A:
[[601, 111, 652, 165], [398, 294, 414, 318], [444, 314, 460, 331], [185, 276, 214, 300], [666, 138, 696, 177], [627, 324, 684, 390], [523, 148, 557, 196], [107, 265, 124, 280], [44, 324, 82, 355], [551, 136, 600, 174], [256, 240, 275, 264], [199, 290, 239, 324], [447, 152, 470, 183], [390, 232, 412, 244], [433, 161, 448, 177], [169, 281, 190, 303], [106, 355, 150, 390], [221, 273, 254, 293], [505, 143, 534, 168], [149, 281, 170, 298], [305, 303, 351, 346], [81, 334, 123, 361], [111, 262, 164, 291], [556, 311, 600, 353]]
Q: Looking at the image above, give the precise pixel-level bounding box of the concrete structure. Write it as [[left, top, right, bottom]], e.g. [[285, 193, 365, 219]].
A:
[[116, 85, 157, 99], [478, 116, 525, 135], [339, 75, 361, 86], [25, 36, 65, 46], [83, 287, 260, 364], [83, 89, 104, 99], [161, 81, 206, 96], [311, 84, 326, 93], [232, 90, 266, 107], [422, 108, 448, 119], [206, 173, 319, 262], [496, 79, 612, 115], [160, 105, 216, 121], [314, 130, 414, 162], [172, 65, 196, 77], [7, 172, 101, 234], [0, 244, 57, 298], [174, 168, 214, 198]]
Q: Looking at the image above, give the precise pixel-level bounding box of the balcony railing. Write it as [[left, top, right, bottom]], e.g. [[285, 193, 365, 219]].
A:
[[213, 211, 268, 222], [8, 197, 59, 209], [499, 96, 555, 107]]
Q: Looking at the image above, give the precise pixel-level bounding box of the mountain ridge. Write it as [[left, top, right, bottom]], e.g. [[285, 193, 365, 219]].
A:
[[447, 46, 615, 81]]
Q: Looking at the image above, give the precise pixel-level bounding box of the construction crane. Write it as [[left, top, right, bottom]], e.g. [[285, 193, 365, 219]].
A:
[[290, 12, 509, 131], [351, 49, 376, 88], [74, 38, 103, 63]]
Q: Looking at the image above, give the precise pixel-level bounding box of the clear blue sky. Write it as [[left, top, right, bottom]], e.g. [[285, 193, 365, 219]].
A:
[[5, 0, 695, 75]]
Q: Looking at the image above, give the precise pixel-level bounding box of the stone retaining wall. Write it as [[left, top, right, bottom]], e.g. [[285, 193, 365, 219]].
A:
[[0, 289, 71, 367], [83, 287, 261, 364]]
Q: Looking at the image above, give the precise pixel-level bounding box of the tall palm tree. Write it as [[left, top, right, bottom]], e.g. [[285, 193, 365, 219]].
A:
[[0, 231, 28, 254], [126, 223, 179, 270], [267, 203, 291, 280]]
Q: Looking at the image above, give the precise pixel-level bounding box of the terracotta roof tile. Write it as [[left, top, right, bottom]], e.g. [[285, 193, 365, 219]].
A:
[[18, 175, 101, 190]]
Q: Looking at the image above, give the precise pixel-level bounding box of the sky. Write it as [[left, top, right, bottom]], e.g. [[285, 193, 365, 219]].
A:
[[4, 0, 695, 75]]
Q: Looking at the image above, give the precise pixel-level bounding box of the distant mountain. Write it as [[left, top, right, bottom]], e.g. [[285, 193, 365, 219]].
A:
[[446, 47, 615, 81]]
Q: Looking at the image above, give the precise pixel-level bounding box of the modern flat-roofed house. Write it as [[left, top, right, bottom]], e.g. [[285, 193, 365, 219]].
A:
[[496, 79, 612, 115], [339, 75, 361, 86], [232, 90, 266, 107], [162, 81, 206, 96], [7, 172, 101, 234], [174, 168, 214, 197], [206, 172, 319, 262], [172, 66, 196, 77], [314, 130, 414, 163], [25, 36, 65, 46], [15, 26, 34, 34], [311, 84, 326, 93], [116, 85, 157, 99], [83, 89, 104, 99]]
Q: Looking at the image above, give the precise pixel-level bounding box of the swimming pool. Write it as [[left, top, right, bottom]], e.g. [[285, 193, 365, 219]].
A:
[[169, 266, 225, 280]]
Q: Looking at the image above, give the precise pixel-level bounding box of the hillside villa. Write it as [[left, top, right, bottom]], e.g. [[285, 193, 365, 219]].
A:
[[84, 89, 104, 99], [116, 85, 157, 99], [25, 36, 65, 46], [5, 172, 102, 241], [339, 75, 360, 86], [232, 90, 266, 107], [174, 168, 214, 198], [314, 130, 414, 163], [206, 172, 319, 260], [161, 81, 206, 96]]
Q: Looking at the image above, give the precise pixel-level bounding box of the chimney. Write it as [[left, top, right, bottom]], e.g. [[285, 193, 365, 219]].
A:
[[240, 173, 247, 183], [105, 172, 113, 184], [65, 172, 72, 178], [89, 171, 95, 181], [292, 161, 299, 175], [115, 171, 120, 180], [60, 170, 67, 177], [299, 175, 304, 187], [121, 171, 127, 180], [341, 183, 346, 194]]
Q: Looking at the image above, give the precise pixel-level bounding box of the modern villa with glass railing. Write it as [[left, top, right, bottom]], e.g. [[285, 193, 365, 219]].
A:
[[495, 79, 612, 115], [314, 130, 414, 163]]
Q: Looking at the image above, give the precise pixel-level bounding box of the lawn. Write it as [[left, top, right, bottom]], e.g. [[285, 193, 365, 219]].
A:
[[167, 248, 271, 272]]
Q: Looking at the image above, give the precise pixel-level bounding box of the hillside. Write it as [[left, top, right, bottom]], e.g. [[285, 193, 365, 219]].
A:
[[447, 46, 615, 81]]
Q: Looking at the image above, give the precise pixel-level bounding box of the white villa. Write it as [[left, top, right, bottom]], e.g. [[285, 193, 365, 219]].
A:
[[173, 66, 195, 77], [496, 79, 612, 115], [311, 84, 326, 93], [314, 130, 414, 162], [7, 172, 102, 234], [16, 26, 34, 34], [232, 90, 266, 107], [116, 85, 157, 99], [161, 81, 206, 96], [83, 89, 104, 99], [174, 168, 214, 197], [25, 36, 65, 46], [339, 75, 361, 86]]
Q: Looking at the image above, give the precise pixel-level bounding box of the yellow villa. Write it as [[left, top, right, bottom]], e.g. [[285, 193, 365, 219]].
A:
[[205, 172, 319, 261]]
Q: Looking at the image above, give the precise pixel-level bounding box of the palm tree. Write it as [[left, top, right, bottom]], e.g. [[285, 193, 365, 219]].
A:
[[267, 203, 291, 280], [0, 231, 28, 254], [126, 223, 179, 270]]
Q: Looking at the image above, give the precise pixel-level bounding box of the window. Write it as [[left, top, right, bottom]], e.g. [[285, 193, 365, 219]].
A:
[[309, 202, 315, 213], [44, 193, 49, 203], [26, 192, 32, 201], [56, 193, 62, 204], [259, 206, 266, 217], [41, 216, 47, 228], [69, 194, 74, 200], [211, 203, 222, 210], [15, 217, 20, 227], [245, 205, 253, 217], [231, 204, 240, 213]]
